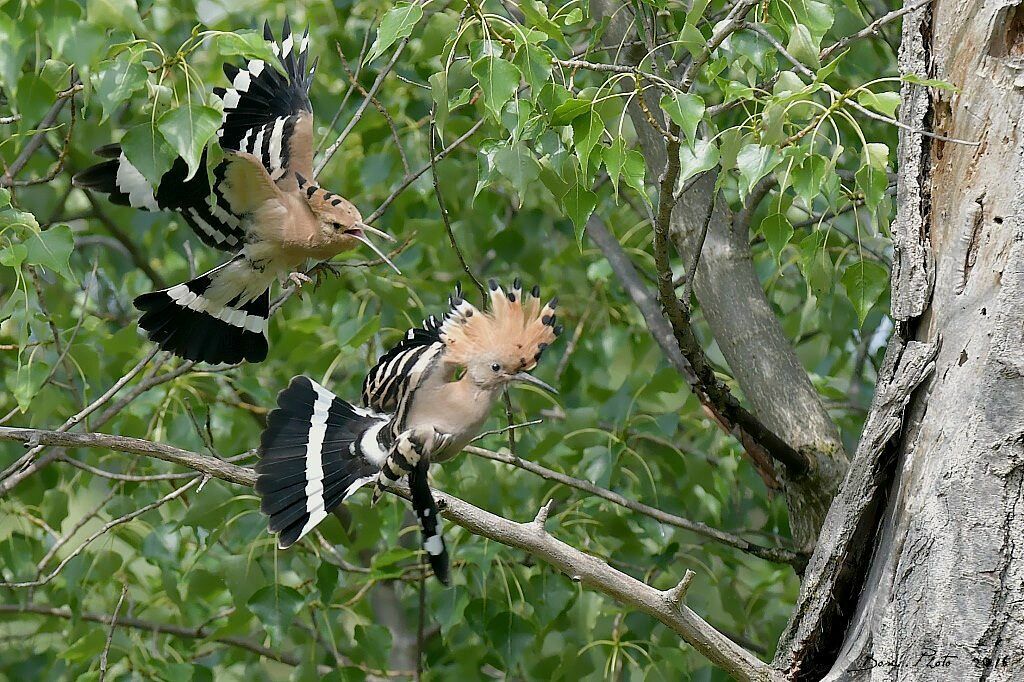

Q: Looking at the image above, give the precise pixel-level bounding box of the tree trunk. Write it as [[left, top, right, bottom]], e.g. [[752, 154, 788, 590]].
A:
[[775, 1, 1024, 678]]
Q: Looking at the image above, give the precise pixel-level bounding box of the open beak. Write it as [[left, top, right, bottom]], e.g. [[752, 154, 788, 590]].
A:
[[347, 227, 401, 275], [355, 221, 396, 243], [511, 372, 558, 395]]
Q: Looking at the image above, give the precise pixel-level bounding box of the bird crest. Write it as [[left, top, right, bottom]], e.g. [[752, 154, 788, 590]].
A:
[[440, 278, 561, 371]]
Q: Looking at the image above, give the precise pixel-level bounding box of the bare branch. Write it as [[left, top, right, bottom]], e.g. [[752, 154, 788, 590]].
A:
[[665, 569, 697, 606], [0, 427, 778, 680], [819, 0, 932, 62], [99, 585, 128, 682], [315, 32, 413, 177], [466, 445, 805, 567]]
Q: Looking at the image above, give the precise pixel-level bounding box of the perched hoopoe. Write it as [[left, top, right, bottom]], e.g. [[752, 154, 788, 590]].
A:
[[73, 20, 396, 365], [255, 279, 563, 584]]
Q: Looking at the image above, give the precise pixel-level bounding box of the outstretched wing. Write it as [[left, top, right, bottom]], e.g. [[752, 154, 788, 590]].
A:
[[74, 144, 248, 252], [214, 19, 316, 187]]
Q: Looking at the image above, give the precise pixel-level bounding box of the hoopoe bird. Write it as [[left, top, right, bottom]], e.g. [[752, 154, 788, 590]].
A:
[[255, 279, 563, 584], [73, 20, 396, 365]]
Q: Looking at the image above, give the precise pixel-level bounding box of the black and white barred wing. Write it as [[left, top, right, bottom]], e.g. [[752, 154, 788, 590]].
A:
[[215, 19, 316, 186], [256, 376, 390, 548], [73, 144, 247, 252], [360, 314, 446, 415]]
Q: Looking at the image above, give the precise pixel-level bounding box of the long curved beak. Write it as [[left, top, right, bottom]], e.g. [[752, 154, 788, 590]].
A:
[[349, 229, 401, 275], [511, 372, 558, 395], [355, 221, 396, 242]]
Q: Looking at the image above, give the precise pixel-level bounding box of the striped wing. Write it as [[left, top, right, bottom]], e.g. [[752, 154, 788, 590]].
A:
[[361, 314, 446, 418], [214, 19, 316, 187], [73, 145, 248, 252]]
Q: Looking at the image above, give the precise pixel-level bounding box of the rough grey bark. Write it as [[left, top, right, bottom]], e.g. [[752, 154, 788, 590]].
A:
[[593, 1, 848, 550], [775, 1, 1024, 678]]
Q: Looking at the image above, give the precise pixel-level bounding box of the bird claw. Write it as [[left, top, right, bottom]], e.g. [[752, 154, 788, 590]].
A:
[[308, 261, 344, 289], [288, 271, 312, 287]]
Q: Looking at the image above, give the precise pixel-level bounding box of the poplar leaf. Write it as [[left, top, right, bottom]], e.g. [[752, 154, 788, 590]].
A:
[[842, 259, 888, 324], [471, 56, 521, 119], [368, 3, 422, 62], [157, 105, 220, 181]]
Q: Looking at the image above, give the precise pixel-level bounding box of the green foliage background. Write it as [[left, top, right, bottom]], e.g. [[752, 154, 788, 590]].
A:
[[0, 0, 900, 678]]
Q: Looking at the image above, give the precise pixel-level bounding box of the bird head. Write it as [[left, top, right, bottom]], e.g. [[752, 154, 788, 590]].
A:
[[295, 173, 399, 273], [440, 278, 561, 394]]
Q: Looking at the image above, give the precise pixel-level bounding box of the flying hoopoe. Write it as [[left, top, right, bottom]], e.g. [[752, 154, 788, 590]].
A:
[[255, 279, 563, 584], [73, 20, 396, 365]]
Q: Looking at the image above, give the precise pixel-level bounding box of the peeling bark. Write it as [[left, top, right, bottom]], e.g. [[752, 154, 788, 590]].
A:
[[777, 1, 1024, 678]]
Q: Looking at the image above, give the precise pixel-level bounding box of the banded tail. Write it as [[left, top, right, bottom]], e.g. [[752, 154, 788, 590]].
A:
[[256, 377, 387, 548], [134, 258, 271, 364]]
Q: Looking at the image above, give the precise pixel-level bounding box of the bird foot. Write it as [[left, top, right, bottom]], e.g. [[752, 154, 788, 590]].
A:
[[308, 261, 344, 289], [288, 271, 312, 288]]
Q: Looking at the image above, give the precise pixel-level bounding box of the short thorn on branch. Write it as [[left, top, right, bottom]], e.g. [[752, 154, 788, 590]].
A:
[[664, 569, 696, 606], [532, 499, 555, 529]]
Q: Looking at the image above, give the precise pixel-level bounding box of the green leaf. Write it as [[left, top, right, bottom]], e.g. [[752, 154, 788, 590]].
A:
[[622, 148, 647, 199], [786, 24, 821, 69], [856, 145, 889, 210], [842, 259, 889, 324], [571, 109, 602, 173], [760, 213, 794, 264], [86, 0, 144, 33], [494, 143, 541, 198], [471, 56, 521, 120], [429, 72, 449, 130], [519, 0, 564, 41], [901, 73, 958, 91], [603, 138, 627, 196], [213, 30, 278, 64], [157, 105, 221, 181], [25, 224, 74, 281], [514, 44, 552, 93], [120, 123, 175, 187], [561, 183, 598, 247], [735, 144, 782, 197], [8, 360, 50, 411], [793, 154, 832, 207], [0, 243, 28, 268], [247, 585, 304, 641], [659, 93, 705, 143], [678, 22, 705, 59], [92, 58, 148, 123], [799, 231, 834, 297], [550, 97, 592, 126], [856, 90, 900, 118], [368, 3, 423, 62]]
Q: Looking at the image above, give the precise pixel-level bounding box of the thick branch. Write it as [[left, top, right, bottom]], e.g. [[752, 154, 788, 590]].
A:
[[0, 426, 778, 681], [466, 445, 806, 568]]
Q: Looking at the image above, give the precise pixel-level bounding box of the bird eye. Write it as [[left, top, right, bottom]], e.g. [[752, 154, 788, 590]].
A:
[[331, 222, 342, 230], [490, 363, 501, 372]]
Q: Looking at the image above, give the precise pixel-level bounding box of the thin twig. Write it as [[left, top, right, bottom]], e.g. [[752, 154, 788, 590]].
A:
[[819, 0, 932, 62], [428, 106, 487, 301], [99, 584, 128, 682], [365, 117, 486, 225], [316, 32, 413, 177]]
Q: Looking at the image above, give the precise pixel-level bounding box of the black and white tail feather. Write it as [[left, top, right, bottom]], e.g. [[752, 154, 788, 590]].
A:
[[256, 376, 387, 549], [134, 257, 271, 365], [255, 376, 451, 584]]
